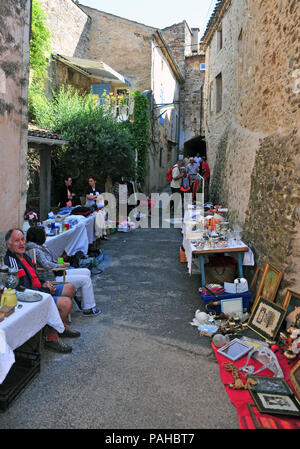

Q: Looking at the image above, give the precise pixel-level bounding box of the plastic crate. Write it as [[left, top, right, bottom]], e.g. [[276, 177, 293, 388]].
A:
[[0, 349, 40, 412], [200, 291, 252, 315]]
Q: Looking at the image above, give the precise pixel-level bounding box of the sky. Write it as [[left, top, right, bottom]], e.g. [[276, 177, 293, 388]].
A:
[[78, 0, 218, 36]]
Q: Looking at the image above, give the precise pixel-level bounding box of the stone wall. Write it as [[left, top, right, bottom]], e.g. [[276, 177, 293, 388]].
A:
[[79, 5, 156, 92], [0, 0, 31, 255], [161, 22, 188, 74], [203, 0, 300, 298], [243, 130, 300, 298], [50, 59, 99, 94], [40, 0, 91, 57], [182, 55, 205, 145]]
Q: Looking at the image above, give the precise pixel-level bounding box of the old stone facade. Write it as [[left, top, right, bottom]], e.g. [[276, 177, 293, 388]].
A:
[[40, 0, 91, 58], [79, 5, 156, 93], [36, 1, 206, 193], [0, 0, 31, 254], [146, 32, 183, 192], [162, 22, 206, 156], [202, 0, 300, 299]]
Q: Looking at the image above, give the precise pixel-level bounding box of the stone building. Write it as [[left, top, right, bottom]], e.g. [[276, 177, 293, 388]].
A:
[[202, 0, 300, 298], [0, 0, 31, 254], [162, 23, 206, 157], [40, 1, 206, 192]]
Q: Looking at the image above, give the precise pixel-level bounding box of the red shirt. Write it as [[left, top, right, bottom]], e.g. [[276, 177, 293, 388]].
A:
[[21, 258, 42, 289], [201, 161, 210, 179]]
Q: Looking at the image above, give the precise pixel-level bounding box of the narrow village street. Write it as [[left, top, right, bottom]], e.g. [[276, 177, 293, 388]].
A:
[[0, 208, 238, 429], [1, 0, 299, 433]]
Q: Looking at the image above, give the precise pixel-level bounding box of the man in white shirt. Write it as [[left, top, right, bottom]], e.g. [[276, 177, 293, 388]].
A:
[[170, 160, 184, 213], [170, 160, 183, 194], [194, 153, 202, 168]]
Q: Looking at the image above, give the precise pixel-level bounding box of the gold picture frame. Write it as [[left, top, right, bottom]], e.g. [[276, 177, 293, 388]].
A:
[[253, 263, 283, 309], [289, 360, 300, 401], [247, 296, 286, 340], [282, 289, 300, 311]]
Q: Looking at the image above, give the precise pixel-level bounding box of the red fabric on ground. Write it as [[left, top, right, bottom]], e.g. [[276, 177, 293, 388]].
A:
[[212, 342, 300, 429]]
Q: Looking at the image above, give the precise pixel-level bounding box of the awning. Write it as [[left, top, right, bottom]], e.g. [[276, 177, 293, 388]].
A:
[[54, 54, 132, 87]]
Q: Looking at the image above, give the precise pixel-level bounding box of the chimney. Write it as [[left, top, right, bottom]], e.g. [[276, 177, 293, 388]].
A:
[[191, 28, 200, 53]]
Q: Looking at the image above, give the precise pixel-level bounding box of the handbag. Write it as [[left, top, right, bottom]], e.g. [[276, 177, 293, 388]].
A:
[[204, 255, 237, 285]]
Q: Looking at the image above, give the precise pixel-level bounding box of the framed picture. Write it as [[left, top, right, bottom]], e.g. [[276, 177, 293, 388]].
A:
[[217, 338, 252, 361], [289, 360, 300, 401], [253, 263, 283, 308], [220, 297, 243, 316], [246, 376, 294, 396], [247, 297, 286, 340], [282, 290, 300, 329], [249, 266, 263, 290], [240, 336, 268, 350], [249, 390, 300, 416]]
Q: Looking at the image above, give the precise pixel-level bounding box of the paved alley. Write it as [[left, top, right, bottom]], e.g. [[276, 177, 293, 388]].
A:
[[0, 222, 239, 429]]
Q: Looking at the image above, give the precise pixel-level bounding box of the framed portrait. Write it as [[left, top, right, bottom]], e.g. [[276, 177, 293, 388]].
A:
[[247, 297, 286, 340], [253, 263, 283, 308], [289, 360, 300, 401], [249, 390, 300, 416], [282, 290, 300, 328]]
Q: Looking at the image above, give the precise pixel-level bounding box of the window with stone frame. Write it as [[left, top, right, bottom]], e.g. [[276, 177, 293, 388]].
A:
[[217, 24, 223, 53], [216, 73, 222, 113], [209, 81, 214, 114]]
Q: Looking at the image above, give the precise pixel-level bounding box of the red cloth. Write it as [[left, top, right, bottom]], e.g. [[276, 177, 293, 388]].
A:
[[212, 342, 300, 429], [21, 258, 42, 289]]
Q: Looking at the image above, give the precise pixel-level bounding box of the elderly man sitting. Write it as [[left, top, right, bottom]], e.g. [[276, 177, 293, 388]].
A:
[[4, 228, 80, 354]]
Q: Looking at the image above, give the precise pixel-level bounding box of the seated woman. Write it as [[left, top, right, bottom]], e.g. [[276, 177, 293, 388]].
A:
[[26, 226, 101, 317]]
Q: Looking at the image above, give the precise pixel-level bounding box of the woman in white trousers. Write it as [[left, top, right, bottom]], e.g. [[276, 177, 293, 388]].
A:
[[26, 227, 101, 317], [55, 267, 100, 316]]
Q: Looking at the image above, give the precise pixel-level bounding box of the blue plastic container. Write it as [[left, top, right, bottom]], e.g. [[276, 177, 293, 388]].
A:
[[200, 291, 253, 314]]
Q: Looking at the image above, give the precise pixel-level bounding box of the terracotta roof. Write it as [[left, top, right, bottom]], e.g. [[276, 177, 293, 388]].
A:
[[28, 123, 64, 140]]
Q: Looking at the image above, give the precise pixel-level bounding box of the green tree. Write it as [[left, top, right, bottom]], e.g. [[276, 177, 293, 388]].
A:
[[30, 0, 52, 81]]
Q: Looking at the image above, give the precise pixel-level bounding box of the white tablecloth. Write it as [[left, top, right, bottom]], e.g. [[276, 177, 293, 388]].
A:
[[45, 214, 96, 259], [183, 236, 249, 275], [84, 214, 96, 244], [0, 290, 64, 384]]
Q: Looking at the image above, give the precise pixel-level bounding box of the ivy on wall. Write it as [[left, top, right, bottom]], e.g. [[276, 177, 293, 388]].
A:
[[30, 0, 52, 81], [128, 90, 150, 187]]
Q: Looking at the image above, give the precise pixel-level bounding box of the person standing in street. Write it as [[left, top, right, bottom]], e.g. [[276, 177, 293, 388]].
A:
[[194, 153, 202, 168], [200, 156, 211, 202], [170, 160, 183, 195], [85, 176, 103, 207], [58, 175, 75, 208], [170, 160, 184, 213]]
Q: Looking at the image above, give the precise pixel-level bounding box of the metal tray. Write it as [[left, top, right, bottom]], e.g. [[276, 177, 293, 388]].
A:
[[17, 292, 43, 302]]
